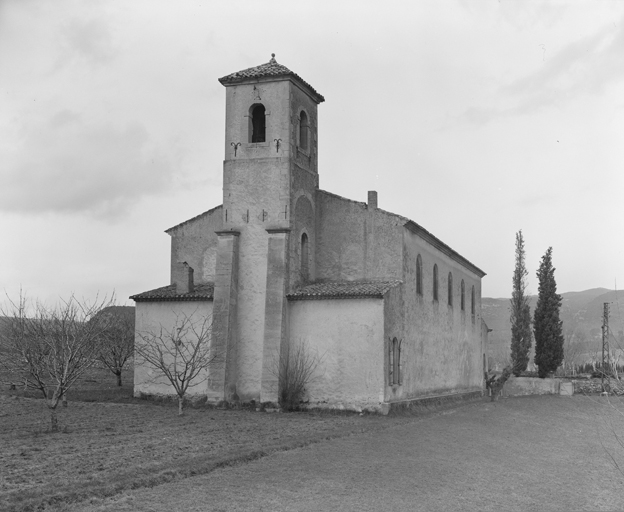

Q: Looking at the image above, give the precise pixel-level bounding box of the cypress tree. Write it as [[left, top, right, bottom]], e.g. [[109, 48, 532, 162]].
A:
[[533, 247, 564, 378], [510, 230, 532, 376]]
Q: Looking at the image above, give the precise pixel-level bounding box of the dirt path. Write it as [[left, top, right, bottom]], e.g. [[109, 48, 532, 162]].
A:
[[63, 396, 624, 512]]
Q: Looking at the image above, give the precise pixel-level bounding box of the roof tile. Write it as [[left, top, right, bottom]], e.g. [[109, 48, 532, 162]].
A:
[[130, 283, 214, 302], [219, 54, 324, 103], [287, 280, 402, 301]]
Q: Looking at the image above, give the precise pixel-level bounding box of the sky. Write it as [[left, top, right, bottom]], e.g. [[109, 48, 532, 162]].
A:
[[1, 0, 623, 306]]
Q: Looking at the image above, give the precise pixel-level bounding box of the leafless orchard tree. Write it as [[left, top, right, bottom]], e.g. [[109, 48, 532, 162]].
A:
[[95, 306, 135, 386], [134, 312, 215, 416], [0, 293, 113, 431]]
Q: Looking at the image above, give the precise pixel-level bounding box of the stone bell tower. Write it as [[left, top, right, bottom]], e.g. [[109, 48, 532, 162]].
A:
[[207, 55, 324, 404]]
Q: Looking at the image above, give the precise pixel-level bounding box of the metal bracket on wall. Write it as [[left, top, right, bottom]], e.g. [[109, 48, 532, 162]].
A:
[[262, 210, 267, 222], [282, 204, 288, 220], [231, 142, 241, 157], [274, 138, 282, 153]]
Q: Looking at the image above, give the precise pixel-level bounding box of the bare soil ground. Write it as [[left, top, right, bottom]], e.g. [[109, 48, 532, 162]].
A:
[[0, 369, 400, 512]]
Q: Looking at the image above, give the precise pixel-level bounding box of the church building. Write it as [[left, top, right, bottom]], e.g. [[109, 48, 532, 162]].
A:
[[131, 55, 488, 413]]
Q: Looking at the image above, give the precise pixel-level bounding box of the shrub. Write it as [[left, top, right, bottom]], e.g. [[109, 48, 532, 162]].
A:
[[274, 342, 322, 411]]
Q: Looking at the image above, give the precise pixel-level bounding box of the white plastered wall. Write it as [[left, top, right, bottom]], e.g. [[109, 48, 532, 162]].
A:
[[288, 298, 385, 412], [134, 301, 214, 398]]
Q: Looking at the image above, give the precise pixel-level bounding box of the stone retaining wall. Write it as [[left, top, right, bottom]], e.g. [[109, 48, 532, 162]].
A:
[[502, 376, 561, 396]]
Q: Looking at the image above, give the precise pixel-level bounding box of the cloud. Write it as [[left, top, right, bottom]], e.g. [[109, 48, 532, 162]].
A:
[[460, 15, 624, 126], [52, 17, 117, 72], [504, 25, 623, 98], [0, 111, 173, 219]]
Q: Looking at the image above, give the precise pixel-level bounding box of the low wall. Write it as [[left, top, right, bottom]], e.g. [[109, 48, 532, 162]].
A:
[[502, 376, 562, 396], [387, 390, 484, 415]]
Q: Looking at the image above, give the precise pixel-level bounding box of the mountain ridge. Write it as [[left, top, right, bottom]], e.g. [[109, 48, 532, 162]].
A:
[[483, 288, 624, 368]]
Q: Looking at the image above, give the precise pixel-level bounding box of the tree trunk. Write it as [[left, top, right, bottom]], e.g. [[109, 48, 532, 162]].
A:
[[116, 371, 122, 387], [178, 396, 184, 416], [61, 391, 67, 407], [50, 409, 58, 432], [487, 366, 513, 402]]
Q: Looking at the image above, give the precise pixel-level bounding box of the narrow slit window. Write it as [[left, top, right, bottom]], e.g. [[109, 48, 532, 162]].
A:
[[250, 104, 266, 143], [301, 232, 309, 282], [416, 254, 423, 296], [461, 280, 465, 311], [448, 272, 453, 307], [471, 285, 475, 317], [433, 264, 438, 302], [389, 337, 401, 386], [299, 111, 308, 151]]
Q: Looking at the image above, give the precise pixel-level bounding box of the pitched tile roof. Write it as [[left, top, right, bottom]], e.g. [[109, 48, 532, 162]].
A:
[[287, 280, 402, 301], [130, 283, 214, 302], [218, 54, 324, 103]]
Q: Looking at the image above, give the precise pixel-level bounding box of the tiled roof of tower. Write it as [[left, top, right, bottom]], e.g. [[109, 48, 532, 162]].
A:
[[218, 54, 325, 103], [130, 283, 214, 302], [287, 280, 402, 300]]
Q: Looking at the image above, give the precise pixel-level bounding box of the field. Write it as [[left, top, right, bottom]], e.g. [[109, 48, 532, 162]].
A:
[[3, 369, 624, 511], [0, 368, 398, 512]]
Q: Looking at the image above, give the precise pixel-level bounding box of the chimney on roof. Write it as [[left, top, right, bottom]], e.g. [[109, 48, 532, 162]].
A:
[[174, 262, 194, 294], [368, 191, 378, 210]]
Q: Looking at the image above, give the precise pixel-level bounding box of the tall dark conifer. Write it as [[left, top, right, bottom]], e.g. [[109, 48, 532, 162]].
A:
[[510, 230, 532, 376], [533, 247, 564, 378]]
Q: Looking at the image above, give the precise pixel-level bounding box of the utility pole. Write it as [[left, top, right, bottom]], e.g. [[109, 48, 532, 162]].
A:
[[602, 302, 611, 394]]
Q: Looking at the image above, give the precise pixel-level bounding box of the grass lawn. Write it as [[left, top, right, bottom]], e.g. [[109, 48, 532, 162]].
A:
[[0, 368, 397, 512], [62, 395, 624, 512], [3, 368, 624, 511]]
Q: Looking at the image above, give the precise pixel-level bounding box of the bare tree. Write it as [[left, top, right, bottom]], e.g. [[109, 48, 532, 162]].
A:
[[485, 365, 515, 401], [1, 293, 112, 431], [95, 306, 135, 386], [271, 341, 323, 411], [562, 326, 587, 375], [134, 312, 215, 415], [610, 349, 622, 381]]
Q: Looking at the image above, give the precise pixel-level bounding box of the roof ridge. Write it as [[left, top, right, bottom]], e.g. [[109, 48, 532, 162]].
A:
[[130, 282, 215, 302], [218, 54, 324, 103], [288, 280, 402, 301], [165, 205, 223, 234]]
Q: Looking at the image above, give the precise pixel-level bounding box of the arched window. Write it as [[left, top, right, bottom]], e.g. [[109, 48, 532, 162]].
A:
[[471, 285, 476, 317], [416, 254, 423, 296], [433, 264, 438, 302], [250, 104, 266, 143], [300, 232, 309, 282], [389, 337, 401, 386], [460, 280, 465, 311], [299, 110, 308, 151], [447, 272, 453, 307]]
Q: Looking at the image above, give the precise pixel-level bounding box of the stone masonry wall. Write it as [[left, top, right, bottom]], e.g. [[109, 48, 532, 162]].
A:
[[314, 192, 404, 282], [168, 206, 223, 285], [394, 228, 484, 400]]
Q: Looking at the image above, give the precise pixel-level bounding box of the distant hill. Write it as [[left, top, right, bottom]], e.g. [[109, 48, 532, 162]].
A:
[[483, 288, 624, 369]]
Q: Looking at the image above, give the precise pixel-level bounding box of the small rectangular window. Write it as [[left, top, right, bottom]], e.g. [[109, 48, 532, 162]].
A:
[[389, 338, 401, 386]]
